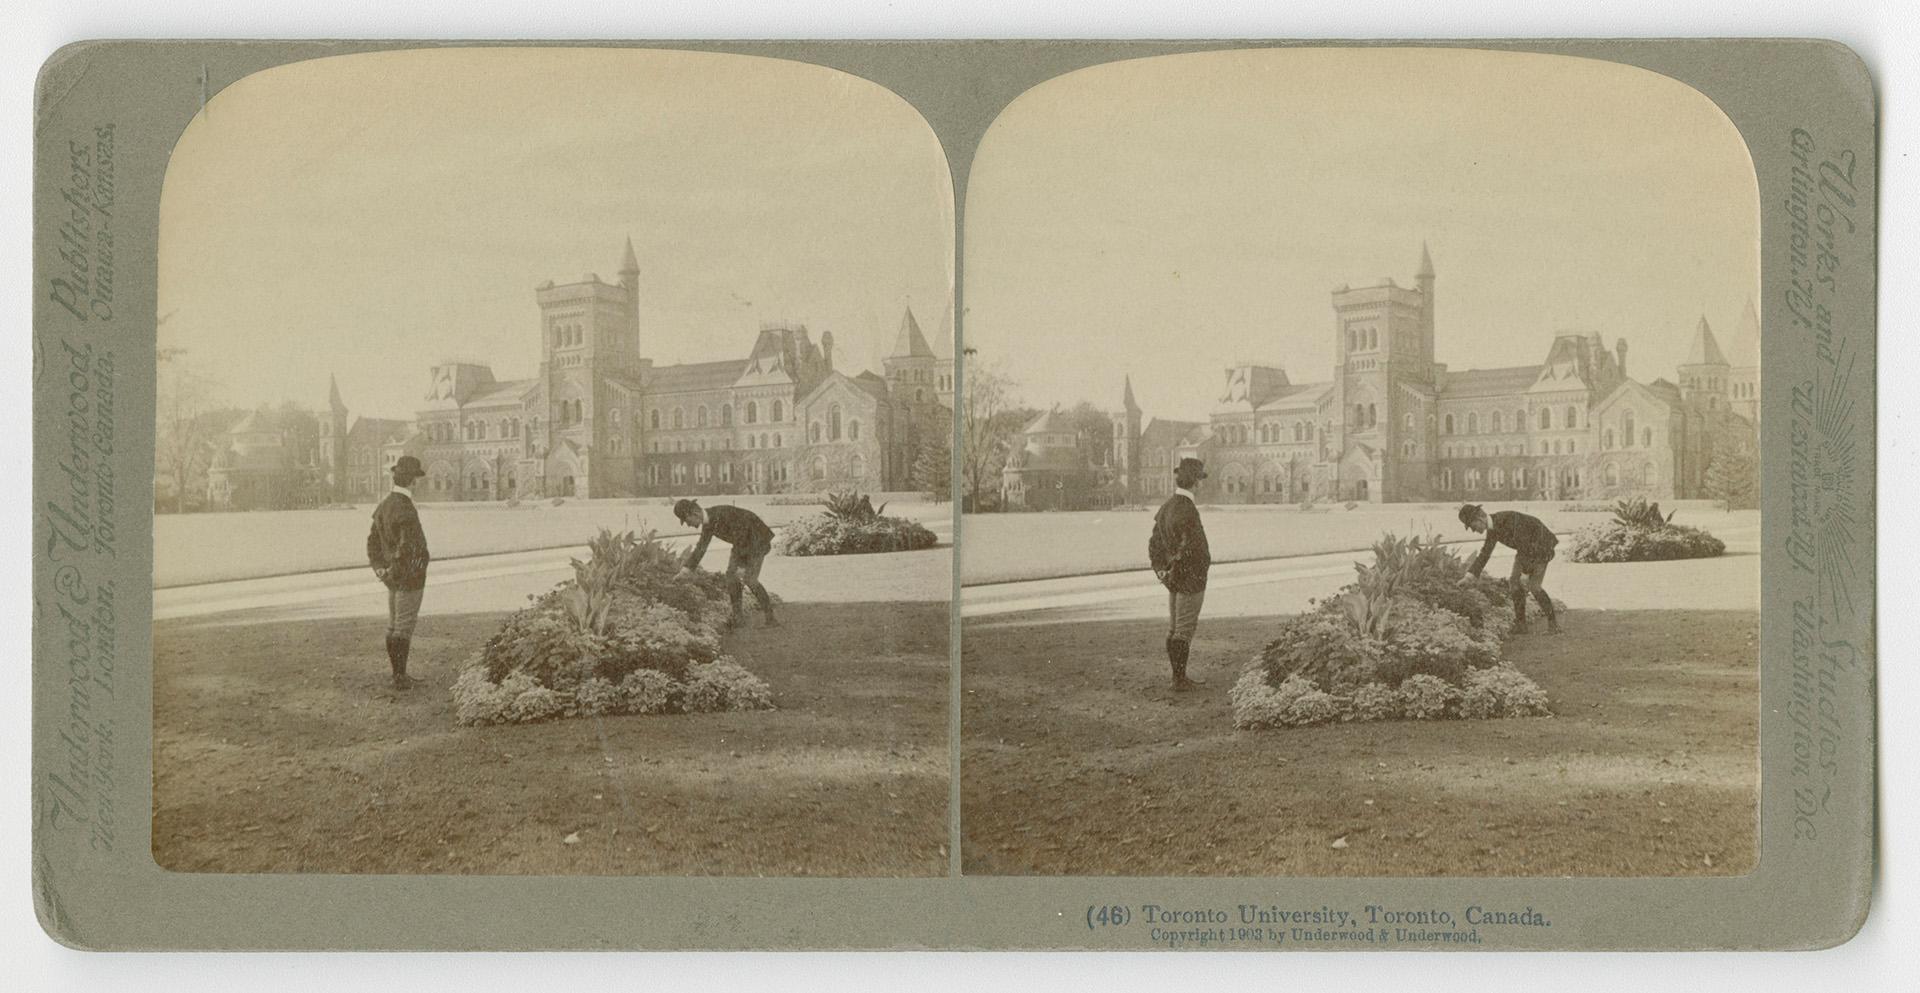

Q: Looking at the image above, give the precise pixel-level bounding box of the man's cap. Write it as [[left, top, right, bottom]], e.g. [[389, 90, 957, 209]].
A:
[[1176, 457, 1208, 480], [673, 498, 701, 522], [392, 455, 425, 479], [1458, 503, 1484, 527]]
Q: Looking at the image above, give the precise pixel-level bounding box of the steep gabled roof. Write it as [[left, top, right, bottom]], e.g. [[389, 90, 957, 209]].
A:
[[1252, 381, 1331, 411], [464, 378, 538, 407], [1022, 407, 1069, 434]]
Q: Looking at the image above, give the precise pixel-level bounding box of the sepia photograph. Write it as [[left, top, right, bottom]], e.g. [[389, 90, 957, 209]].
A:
[[959, 48, 1762, 876], [149, 48, 955, 876]]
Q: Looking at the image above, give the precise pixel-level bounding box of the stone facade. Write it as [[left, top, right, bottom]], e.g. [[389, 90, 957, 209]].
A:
[[209, 238, 951, 507], [1109, 246, 1758, 505]]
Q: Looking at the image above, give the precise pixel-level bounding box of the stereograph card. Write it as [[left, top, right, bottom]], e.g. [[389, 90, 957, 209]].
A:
[[30, 39, 1875, 950]]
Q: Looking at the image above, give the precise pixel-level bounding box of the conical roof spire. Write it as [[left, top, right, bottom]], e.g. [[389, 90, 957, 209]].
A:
[[890, 306, 935, 358], [328, 373, 345, 411], [1417, 241, 1435, 278], [1121, 374, 1140, 412], [1683, 315, 1730, 367], [620, 235, 639, 274]]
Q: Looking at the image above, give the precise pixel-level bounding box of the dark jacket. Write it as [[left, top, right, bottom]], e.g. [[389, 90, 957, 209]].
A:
[[684, 505, 774, 570], [1149, 492, 1210, 594], [1469, 510, 1558, 576], [366, 490, 431, 591]]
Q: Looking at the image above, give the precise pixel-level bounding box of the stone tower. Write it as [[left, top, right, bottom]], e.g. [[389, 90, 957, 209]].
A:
[[1678, 315, 1732, 409], [533, 239, 648, 496], [1111, 375, 1143, 500], [319, 373, 350, 501], [1328, 244, 1437, 502]]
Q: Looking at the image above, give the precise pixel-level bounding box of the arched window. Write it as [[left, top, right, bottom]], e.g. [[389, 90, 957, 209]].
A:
[[1368, 404, 1378, 427], [1492, 467, 1506, 489], [650, 409, 660, 430], [771, 400, 784, 422], [1565, 406, 1579, 429], [1404, 412, 1415, 431], [1642, 427, 1653, 448], [1623, 411, 1636, 447], [850, 453, 867, 480], [1347, 328, 1356, 352], [850, 419, 861, 441], [1605, 462, 1620, 486], [1538, 407, 1552, 430], [721, 404, 733, 427], [1441, 468, 1454, 490], [811, 455, 826, 480], [1466, 412, 1478, 434], [1444, 414, 1455, 434], [810, 422, 821, 443], [673, 408, 684, 430], [830, 404, 842, 441], [745, 401, 758, 425], [697, 406, 709, 428]]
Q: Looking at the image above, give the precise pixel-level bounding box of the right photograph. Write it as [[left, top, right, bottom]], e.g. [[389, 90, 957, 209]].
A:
[[959, 48, 1761, 877]]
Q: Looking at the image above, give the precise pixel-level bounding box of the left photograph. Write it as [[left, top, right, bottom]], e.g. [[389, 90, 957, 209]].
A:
[[150, 48, 955, 876]]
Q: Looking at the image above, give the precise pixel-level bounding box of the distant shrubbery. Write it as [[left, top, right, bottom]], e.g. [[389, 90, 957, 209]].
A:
[[450, 528, 773, 725], [1566, 499, 1726, 563], [779, 491, 939, 556], [1230, 533, 1552, 730]]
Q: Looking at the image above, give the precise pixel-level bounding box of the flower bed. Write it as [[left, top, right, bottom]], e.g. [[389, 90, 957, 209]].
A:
[[450, 529, 774, 725], [1230, 533, 1551, 730], [1566, 498, 1725, 563], [778, 490, 939, 556]]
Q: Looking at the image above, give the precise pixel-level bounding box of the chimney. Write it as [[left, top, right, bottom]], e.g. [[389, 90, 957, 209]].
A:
[[1614, 338, 1629, 378], [821, 330, 835, 372]]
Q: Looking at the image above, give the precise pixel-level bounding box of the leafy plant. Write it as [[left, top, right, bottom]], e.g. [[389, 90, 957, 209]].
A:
[[1611, 497, 1675, 529], [821, 490, 886, 523]]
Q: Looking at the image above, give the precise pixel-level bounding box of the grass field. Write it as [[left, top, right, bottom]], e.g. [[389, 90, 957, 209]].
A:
[[960, 502, 1749, 585], [156, 495, 951, 587], [961, 608, 1757, 877], [153, 600, 949, 876]]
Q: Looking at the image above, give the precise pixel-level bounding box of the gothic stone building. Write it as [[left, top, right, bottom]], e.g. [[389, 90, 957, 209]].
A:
[[1110, 246, 1758, 505], [383, 239, 950, 501]]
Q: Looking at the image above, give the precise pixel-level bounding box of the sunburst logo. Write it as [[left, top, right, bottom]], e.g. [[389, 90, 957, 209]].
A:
[[1788, 339, 1861, 625]]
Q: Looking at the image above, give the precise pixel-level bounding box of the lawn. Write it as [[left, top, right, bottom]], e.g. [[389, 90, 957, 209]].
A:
[[156, 495, 951, 587], [153, 600, 949, 876], [960, 502, 1753, 585], [961, 608, 1757, 877]]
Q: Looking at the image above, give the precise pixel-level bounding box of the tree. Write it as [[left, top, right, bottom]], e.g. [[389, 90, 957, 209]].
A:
[[961, 356, 1020, 512], [910, 436, 952, 502], [1705, 447, 1758, 510], [155, 351, 223, 513]]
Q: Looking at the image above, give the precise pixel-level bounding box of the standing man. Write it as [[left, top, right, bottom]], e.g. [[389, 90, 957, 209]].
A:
[[366, 455, 432, 689], [1148, 457, 1211, 691], [1459, 503, 1561, 634], [673, 498, 779, 628]]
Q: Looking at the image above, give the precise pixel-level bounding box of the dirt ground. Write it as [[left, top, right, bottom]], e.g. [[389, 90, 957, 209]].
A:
[[153, 601, 949, 876], [961, 608, 1757, 877]]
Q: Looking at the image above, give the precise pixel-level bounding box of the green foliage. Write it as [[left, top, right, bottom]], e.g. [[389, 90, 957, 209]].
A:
[[1236, 528, 1551, 731], [1705, 449, 1758, 510], [780, 496, 938, 556], [1567, 520, 1726, 563], [1611, 497, 1675, 529], [450, 529, 773, 725]]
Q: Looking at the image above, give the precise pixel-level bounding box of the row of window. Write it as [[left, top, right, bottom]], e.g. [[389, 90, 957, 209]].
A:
[[808, 409, 861, 444], [648, 433, 786, 454], [642, 452, 873, 486], [1443, 406, 1585, 435], [651, 398, 786, 431], [1439, 462, 1653, 491]]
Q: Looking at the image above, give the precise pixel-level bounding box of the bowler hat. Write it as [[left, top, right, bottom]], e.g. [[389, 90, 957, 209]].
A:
[[1176, 457, 1208, 480], [673, 498, 701, 523], [1457, 503, 1484, 528], [392, 455, 425, 481]]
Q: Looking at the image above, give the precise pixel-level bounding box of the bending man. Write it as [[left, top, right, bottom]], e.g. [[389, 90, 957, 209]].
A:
[[1459, 502, 1561, 634], [674, 498, 779, 628]]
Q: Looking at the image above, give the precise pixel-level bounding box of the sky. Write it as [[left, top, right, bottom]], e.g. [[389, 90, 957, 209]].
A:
[[963, 47, 1761, 422], [158, 47, 955, 419]]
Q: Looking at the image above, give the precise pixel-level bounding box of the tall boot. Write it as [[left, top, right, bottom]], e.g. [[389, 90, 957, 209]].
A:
[[1511, 590, 1529, 634], [726, 578, 746, 628], [391, 636, 420, 690], [1170, 638, 1205, 691], [752, 583, 779, 627], [1534, 589, 1561, 634]]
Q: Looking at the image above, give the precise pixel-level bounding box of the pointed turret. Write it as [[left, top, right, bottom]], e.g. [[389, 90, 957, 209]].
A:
[[890, 306, 936, 358], [620, 235, 639, 277], [1417, 241, 1435, 278], [328, 373, 345, 412], [1683, 316, 1729, 367], [1121, 374, 1141, 413]]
